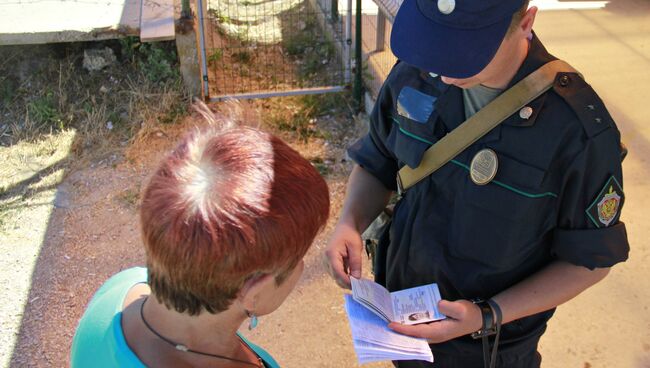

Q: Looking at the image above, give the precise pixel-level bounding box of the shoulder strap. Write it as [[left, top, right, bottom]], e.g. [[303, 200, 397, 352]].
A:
[[397, 60, 580, 194]]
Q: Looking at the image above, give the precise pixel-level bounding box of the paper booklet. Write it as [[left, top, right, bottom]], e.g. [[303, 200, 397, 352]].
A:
[[350, 277, 446, 325], [343, 278, 446, 364]]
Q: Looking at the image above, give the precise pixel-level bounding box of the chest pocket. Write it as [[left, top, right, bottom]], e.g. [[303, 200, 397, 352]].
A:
[[387, 87, 439, 168], [449, 153, 557, 270]]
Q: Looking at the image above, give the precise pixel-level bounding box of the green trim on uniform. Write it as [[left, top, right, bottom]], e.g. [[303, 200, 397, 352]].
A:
[[391, 116, 435, 145], [451, 159, 558, 199], [390, 115, 558, 200], [586, 207, 600, 229]]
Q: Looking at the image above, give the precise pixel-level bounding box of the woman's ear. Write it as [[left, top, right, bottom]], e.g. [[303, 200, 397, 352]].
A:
[[238, 273, 275, 311], [520, 6, 538, 38]]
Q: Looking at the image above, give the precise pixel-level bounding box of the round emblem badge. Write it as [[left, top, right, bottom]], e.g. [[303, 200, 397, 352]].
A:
[[470, 149, 498, 185], [437, 0, 455, 14]]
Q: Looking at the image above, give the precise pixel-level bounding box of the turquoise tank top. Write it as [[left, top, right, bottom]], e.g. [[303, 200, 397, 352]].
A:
[[70, 267, 279, 367]]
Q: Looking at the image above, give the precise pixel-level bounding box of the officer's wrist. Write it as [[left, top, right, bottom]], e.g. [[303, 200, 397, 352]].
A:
[[470, 301, 484, 333], [470, 299, 502, 339]]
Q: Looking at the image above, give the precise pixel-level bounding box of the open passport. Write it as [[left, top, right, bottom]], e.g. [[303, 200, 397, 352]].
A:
[[344, 278, 446, 364]]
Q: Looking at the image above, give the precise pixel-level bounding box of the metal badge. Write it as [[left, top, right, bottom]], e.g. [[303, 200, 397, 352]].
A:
[[519, 106, 533, 120], [470, 149, 498, 185], [437, 0, 455, 14]]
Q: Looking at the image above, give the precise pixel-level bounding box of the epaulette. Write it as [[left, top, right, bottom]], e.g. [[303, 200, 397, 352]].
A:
[[552, 72, 614, 138]]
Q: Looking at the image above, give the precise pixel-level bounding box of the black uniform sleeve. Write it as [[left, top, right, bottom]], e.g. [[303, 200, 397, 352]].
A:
[[347, 77, 400, 191], [551, 127, 629, 269]]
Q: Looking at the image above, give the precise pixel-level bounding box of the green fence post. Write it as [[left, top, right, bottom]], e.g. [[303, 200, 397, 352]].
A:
[[353, 0, 363, 109], [181, 0, 191, 18]]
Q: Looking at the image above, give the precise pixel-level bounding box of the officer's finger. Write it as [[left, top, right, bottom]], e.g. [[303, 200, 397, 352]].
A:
[[346, 240, 363, 279], [325, 245, 352, 288], [437, 300, 465, 320], [388, 322, 438, 339], [322, 252, 347, 288]]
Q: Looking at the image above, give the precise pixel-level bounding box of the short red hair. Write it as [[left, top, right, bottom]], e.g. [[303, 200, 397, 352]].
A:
[[140, 108, 329, 315]]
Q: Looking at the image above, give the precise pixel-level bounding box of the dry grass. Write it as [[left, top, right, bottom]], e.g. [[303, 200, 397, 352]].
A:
[[0, 40, 188, 232], [0, 40, 187, 156], [0, 130, 76, 231]]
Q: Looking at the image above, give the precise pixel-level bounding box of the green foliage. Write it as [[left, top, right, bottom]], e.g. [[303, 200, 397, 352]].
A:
[[270, 92, 350, 142], [310, 156, 332, 176], [0, 77, 17, 107], [232, 50, 252, 64], [300, 41, 334, 78], [27, 91, 62, 128], [283, 19, 317, 56], [118, 37, 140, 62], [117, 188, 140, 207], [209, 9, 231, 24], [208, 49, 223, 65], [119, 38, 179, 83], [282, 15, 335, 80], [301, 92, 346, 117], [141, 44, 178, 83], [160, 96, 187, 124]]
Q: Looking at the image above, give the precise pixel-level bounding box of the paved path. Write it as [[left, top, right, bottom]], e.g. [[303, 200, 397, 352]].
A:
[[532, 2, 650, 367]]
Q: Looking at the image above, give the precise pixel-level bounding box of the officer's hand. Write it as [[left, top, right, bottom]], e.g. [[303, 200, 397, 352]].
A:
[[388, 299, 483, 343], [324, 222, 363, 289]]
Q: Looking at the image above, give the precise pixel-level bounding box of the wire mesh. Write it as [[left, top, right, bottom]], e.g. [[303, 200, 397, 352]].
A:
[[204, 0, 347, 97]]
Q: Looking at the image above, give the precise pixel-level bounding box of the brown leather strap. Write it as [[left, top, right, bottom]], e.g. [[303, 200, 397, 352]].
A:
[[397, 60, 580, 194]]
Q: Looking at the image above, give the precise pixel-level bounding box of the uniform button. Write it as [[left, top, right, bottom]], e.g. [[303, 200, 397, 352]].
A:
[[559, 75, 570, 87], [587, 104, 595, 110], [438, 0, 455, 14], [519, 106, 533, 120], [595, 117, 603, 123]]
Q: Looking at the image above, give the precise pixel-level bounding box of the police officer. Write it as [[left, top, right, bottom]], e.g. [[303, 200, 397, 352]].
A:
[[325, 0, 629, 367]]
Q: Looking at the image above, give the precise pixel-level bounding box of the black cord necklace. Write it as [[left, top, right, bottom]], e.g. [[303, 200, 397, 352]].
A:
[[139, 297, 263, 367]]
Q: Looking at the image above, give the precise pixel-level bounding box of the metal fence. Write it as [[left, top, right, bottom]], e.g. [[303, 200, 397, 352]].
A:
[[197, 0, 351, 100], [357, 0, 400, 99]]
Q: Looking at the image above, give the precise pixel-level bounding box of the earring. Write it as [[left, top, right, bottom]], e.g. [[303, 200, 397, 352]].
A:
[[246, 310, 259, 330]]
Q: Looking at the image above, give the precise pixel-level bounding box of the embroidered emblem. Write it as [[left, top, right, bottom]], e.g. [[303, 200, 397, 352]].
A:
[[586, 176, 624, 227]]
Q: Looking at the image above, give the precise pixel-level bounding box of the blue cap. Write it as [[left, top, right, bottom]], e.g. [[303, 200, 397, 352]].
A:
[[391, 0, 525, 78]]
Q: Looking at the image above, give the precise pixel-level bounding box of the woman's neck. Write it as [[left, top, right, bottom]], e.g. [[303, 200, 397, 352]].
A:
[[122, 285, 256, 367], [142, 293, 247, 355]]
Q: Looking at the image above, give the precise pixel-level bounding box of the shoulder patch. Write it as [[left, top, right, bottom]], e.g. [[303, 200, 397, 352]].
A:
[[586, 176, 624, 228], [552, 72, 613, 138]]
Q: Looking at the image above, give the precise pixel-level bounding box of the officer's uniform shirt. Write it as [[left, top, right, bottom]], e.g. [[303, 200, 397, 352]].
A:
[[348, 34, 629, 363]]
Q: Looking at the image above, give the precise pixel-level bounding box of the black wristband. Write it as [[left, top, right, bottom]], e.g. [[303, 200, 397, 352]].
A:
[[471, 299, 497, 339], [486, 299, 503, 326], [471, 299, 503, 368]]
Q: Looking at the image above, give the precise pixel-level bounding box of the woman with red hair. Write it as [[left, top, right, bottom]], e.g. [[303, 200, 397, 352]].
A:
[[71, 104, 330, 367]]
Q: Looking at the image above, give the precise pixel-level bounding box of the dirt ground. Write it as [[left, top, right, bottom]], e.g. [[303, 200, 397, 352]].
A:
[[2, 95, 393, 367], [3, 1, 650, 366]]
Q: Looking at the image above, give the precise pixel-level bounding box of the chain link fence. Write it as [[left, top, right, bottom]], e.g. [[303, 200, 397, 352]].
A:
[[200, 0, 350, 99]]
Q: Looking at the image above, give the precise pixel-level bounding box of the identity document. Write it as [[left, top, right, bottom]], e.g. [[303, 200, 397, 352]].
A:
[[343, 278, 446, 364]]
